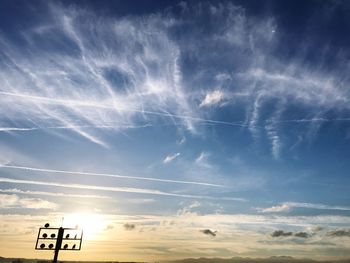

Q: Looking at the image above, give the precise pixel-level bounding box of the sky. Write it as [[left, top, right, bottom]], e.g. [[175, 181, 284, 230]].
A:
[[0, 0, 350, 261]]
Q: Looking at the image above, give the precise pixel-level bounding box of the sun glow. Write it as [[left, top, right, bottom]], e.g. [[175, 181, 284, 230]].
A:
[[62, 213, 107, 240]]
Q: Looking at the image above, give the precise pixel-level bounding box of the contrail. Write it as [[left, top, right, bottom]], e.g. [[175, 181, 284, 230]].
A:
[[0, 91, 255, 128], [0, 124, 153, 132], [0, 127, 37, 132], [267, 118, 350, 123], [0, 164, 224, 188], [0, 177, 245, 201], [0, 188, 110, 199]]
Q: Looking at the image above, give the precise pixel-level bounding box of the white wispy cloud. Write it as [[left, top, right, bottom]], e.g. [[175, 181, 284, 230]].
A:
[[195, 152, 212, 169], [0, 2, 346, 157], [267, 117, 350, 124], [0, 124, 153, 133], [258, 202, 350, 213], [248, 93, 264, 141], [241, 66, 349, 156], [177, 137, 186, 145], [258, 204, 291, 213], [0, 193, 57, 210], [0, 91, 255, 131], [181, 3, 349, 158], [163, 153, 181, 164], [264, 100, 285, 159], [199, 90, 227, 107], [0, 4, 197, 147]]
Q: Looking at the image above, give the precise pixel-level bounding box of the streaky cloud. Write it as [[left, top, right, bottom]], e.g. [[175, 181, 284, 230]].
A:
[[0, 164, 224, 188], [0, 123, 153, 132], [259, 202, 350, 213], [0, 177, 246, 201], [0, 91, 258, 128], [267, 118, 350, 124], [0, 127, 37, 132], [0, 1, 349, 157], [0, 188, 111, 199]]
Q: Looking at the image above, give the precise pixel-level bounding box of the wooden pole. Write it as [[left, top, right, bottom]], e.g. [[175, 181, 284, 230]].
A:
[[53, 227, 64, 263]]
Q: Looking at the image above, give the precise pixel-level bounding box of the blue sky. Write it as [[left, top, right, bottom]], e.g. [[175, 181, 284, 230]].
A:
[[0, 0, 350, 261]]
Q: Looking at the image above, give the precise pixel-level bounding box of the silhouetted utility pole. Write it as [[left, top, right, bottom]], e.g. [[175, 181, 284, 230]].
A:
[[35, 223, 83, 263]]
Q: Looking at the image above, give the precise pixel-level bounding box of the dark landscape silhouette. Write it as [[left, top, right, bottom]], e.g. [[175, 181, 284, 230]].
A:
[[2, 256, 350, 263]]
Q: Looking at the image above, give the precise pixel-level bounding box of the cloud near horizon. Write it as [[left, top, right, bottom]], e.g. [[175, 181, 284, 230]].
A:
[[0, 193, 57, 210], [271, 230, 309, 238], [200, 229, 217, 237], [124, 223, 136, 231], [259, 202, 350, 213]]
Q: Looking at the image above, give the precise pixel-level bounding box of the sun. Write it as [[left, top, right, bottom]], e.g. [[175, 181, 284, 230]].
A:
[[62, 213, 106, 241]]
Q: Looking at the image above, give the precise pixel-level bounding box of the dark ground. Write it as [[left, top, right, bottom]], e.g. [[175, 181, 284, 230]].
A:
[[2, 256, 350, 263]]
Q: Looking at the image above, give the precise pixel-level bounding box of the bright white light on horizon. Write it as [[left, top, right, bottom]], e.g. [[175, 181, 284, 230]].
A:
[[62, 213, 107, 241]]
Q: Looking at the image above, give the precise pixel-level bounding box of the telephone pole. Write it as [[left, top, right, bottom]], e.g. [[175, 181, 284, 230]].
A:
[[35, 223, 83, 263]]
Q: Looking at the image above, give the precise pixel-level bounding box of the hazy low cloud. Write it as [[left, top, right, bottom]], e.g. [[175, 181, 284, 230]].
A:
[[105, 225, 114, 231], [124, 223, 136, 230], [312, 226, 324, 232], [163, 153, 180, 164], [271, 230, 293, 237], [272, 228, 350, 239], [177, 200, 201, 216], [200, 229, 217, 237], [327, 229, 350, 237], [294, 232, 309, 238], [271, 230, 308, 238], [0, 194, 57, 210]]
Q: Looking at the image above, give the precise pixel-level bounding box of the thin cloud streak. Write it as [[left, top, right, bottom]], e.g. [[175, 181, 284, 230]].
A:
[[0, 188, 111, 199], [0, 177, 246, 201], [0, 91, 258, 128], [0, 164, 224, 188], [5, 116, 346, 134], [0, 124, 153, 132], [259, 202, 350, 213], [268, 118, 350, 123], [0, 127, 37, 132]]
